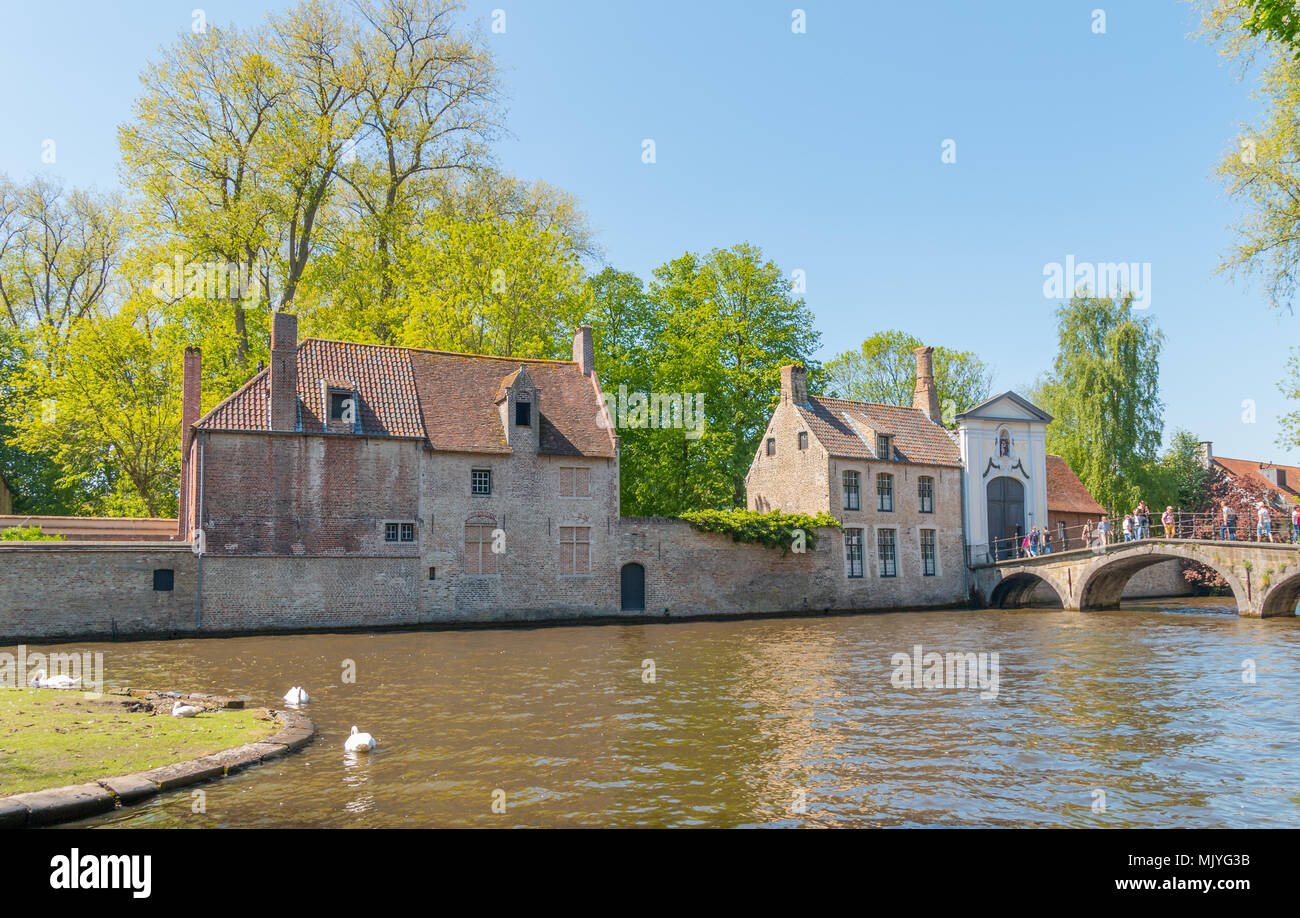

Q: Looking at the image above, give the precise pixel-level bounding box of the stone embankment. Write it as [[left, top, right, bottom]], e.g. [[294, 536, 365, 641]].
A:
[[0, 689, 314, 828]]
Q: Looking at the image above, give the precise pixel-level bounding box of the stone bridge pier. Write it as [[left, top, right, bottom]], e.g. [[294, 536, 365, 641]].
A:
[[970, 539, 1300, 618]]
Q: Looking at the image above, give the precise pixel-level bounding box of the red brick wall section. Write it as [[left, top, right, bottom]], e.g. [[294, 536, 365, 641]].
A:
[[269, 313, 298, 432], [198, 432, 424, 556]]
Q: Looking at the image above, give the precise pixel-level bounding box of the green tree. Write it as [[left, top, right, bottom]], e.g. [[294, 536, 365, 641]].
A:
[[593, 244, 820, 515], [1153, 429, 1214, 511], [7, 302, 184, 517], [0, 322, 80, 513], [1032, 293, 1165, 516], [823, 329, 993, 423]]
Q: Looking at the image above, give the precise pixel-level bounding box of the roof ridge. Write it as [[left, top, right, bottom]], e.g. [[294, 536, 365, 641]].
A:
[[301, 337, 578, 366], [811, 394, 926, 413]]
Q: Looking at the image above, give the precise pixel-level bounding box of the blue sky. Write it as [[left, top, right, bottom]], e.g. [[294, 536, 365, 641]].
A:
[[3, 0, 1296, 463]]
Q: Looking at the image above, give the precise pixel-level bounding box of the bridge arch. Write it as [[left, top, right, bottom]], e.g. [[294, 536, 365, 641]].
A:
[[988, 568, 1068, 609], [1259, 568, 1300, 618], [1076, 544, 1249, 613]]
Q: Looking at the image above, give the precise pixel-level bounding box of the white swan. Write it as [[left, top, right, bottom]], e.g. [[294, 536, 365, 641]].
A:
[[171, 700, 203, 717], [344, 725, 376, 752], [30, 669, 80, 689], [283, 686, 309, 705]]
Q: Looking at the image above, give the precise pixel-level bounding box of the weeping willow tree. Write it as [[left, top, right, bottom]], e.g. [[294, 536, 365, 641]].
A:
[[1030, 293, 1165, 515]]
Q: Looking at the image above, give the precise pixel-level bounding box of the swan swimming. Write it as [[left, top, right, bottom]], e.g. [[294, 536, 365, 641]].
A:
[[171, 701, 203, 717], [344, 726, 376, 752], [283, 686, 309, 705], [30, 669, 80, 689]]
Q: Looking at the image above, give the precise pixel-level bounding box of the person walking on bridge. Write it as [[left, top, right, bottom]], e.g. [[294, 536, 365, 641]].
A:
[[1292, 504, 1300, 544], [1122, 514, 1134, 542], [1162, 506, 1175, 539], [1257, 503, 1274, 543], [1220, 503, 1236, 541], [1097, 515, 1111, 546]]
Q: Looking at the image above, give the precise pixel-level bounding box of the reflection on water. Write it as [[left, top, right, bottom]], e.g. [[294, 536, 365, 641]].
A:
[[14, 596, 1300, 828]]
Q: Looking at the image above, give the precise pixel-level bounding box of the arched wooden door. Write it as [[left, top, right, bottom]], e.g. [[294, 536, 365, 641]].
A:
[[987, 477, 1025, 561], [620, 563, 646, 611]]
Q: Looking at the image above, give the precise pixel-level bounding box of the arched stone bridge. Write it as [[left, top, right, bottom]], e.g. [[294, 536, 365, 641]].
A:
[[971, 539, 1300, 617]]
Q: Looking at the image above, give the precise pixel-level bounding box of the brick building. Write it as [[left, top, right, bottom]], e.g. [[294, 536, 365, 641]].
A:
[[181, 314, 626, 620], [745, 349, 966, 600]]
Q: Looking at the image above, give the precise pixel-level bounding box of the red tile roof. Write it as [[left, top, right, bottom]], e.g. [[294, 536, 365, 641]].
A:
[[196, 338, 616, 458], [1213, 457, 1300, 501], [798, 396, 962, 466], [1045, 453, 1104, 515]]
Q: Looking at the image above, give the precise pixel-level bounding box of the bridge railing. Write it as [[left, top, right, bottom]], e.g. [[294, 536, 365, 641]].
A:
[[988, 508, 1300, 562]]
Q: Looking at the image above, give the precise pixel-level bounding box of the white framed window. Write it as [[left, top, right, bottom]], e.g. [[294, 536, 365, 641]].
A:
[[918, 476, 935, 513], [845, 528, 864, 578], [843, 470, 860, 511], [471, 468, 492, 496], [384, 521, 417, 543], [920, 529, 936, 576], [877, 473, 894, 512], [877, 528, 897, 578]]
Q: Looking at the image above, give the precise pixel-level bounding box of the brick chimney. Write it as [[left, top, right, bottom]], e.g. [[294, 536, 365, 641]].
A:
[[912, 346, 941, 424], [572, 324, 594, 376], [270, 312, 299, 431], [780, 364, 808, 406], [178, 346, 201, 539]]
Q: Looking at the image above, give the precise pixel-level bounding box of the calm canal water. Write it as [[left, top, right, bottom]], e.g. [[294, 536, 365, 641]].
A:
[[28, 597, 1300, 828]]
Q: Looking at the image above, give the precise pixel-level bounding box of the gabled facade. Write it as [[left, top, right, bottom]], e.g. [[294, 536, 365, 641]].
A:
[[955, 391, 1053, 563], [181, 316, 623, 619], [745, 349, 966, 600]]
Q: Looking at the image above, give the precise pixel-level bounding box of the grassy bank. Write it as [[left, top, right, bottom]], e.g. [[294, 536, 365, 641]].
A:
[[0, 688, 279, 795]]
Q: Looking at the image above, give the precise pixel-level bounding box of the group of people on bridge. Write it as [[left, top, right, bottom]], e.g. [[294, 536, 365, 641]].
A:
[[1003, 501, 1300, 560]]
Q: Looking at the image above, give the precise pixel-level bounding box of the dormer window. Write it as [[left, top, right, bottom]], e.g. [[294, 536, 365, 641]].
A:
[[515, 399, 532, 427], [876, 434, 892, 459], [328, 390, 353, 422]]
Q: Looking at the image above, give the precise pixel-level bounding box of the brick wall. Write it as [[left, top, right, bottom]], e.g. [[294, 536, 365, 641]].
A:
[[0, 544, 196, 641]]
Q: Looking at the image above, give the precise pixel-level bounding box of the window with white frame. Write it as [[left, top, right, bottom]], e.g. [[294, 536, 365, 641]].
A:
[[877, 528, 897, 577], [471, 468, 492, 496], [843, 470, 860, 511], [918, 476, 935, 513], [845, 528, 864, 578], [877, 473, 894, 512], [920, 529, 936, 576]]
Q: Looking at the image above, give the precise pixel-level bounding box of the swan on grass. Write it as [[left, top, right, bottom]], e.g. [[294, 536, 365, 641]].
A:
[[30, 669, 79, 689], [344, 726, 376, 753], [171, 700, 203, 717], [283, 686, 309, 705]]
